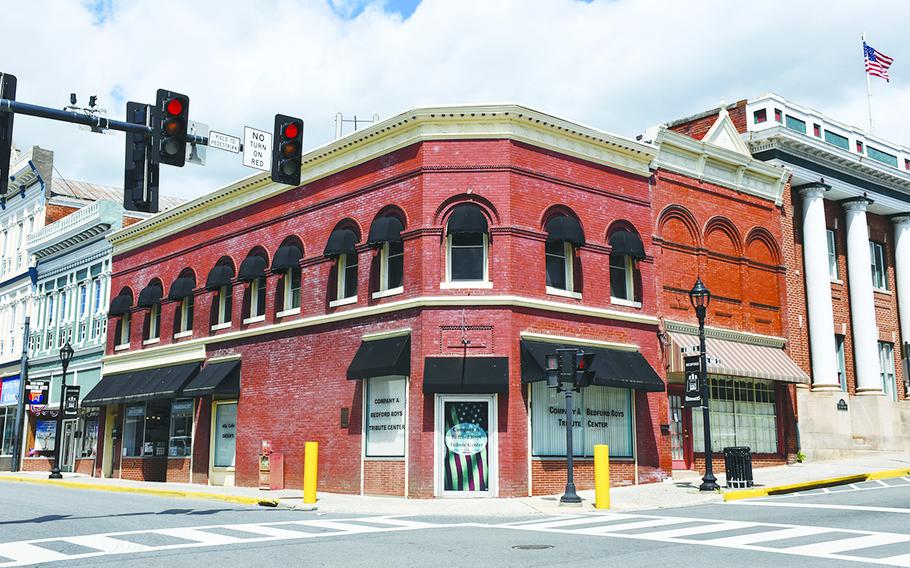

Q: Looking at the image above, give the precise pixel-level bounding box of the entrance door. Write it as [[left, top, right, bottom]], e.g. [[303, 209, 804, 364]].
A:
[[435, 395, 496, 497], [668, 388, 693, 470], [210, 401, 237, 487], [61, 419, 77, 473]]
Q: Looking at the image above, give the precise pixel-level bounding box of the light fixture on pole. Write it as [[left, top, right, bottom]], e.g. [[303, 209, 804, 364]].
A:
[[49, 341, 74, 479], [689, 277, 718, 491]]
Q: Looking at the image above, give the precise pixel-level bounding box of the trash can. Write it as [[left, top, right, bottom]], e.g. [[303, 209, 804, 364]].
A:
[[723, 446, 753, 488]]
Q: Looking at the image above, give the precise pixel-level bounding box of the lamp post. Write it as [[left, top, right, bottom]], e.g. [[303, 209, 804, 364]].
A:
[[49, 341, 74, 479], [689, 278, 719, 492]]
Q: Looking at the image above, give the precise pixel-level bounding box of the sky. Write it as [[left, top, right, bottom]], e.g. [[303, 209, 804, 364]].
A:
[[2, 0, 908, 201]]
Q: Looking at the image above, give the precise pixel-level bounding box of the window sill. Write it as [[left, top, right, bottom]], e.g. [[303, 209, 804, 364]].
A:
[[173, 330, 193, 339], [211, 322, 232, 331], [329, 296, 358, 308], [440, 280, 493, 289], [874, 288, 892, 296], [830, 278, 843, 285], [372, 286, 404, 300], [114, 343, 130, 352], [276, 307, 301, 318], [142, 338, 160, 346], [242, 315, 266, 324], [546, 286, 581, 300], [610, 297, 642, 309]]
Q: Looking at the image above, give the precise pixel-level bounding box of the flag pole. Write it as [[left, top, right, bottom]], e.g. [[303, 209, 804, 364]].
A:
[[864, 33, 874, 130]]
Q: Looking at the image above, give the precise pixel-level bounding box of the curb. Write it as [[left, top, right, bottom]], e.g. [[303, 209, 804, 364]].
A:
[[0, 475, 281, 508], [723, 467, 910, 502]]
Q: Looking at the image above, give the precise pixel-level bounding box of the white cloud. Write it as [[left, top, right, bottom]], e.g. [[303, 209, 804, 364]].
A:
[[2, 0, 908, 201]]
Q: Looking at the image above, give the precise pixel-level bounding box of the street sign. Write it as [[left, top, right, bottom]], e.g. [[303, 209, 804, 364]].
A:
[[209, 130, 241, 153], [63, 385, 81, 418], [683, 355, 702, 408], [243, 126, 271, 171], [186, 121, 208, 166]]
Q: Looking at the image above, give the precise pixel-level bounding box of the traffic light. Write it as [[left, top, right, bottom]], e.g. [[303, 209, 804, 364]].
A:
[[154, 89, 189, 167], [574, 351, 596, 388], [123, 101, 159, 213], [0, 73, 17, 195], [271, 113, 303, 185], [556, 348, 576, 384]]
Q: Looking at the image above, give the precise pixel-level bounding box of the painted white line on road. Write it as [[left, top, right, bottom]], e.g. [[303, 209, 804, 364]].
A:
[[220, 524, 315, 539], [734, 501, 910, 514], [62, 535, 152, 554], [785, 533, 910, 555], [577, 517, 689, 535], [0, 543, 68, 564], [707, 525, 831, 546], [528, 513, 633, 529], [877, 480, 891, 487], [754, 480, 910, 500], [500, 516, 584, 527], [154, 527, 245, 545], [633, 520, 754, 540]]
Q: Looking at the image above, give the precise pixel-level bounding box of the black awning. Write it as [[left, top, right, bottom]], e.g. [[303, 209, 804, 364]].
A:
[[609, 230, 646, 260], [237, 255, 267, 282], [545, 215, 585, 246], [323, 228, 358, 257], [136, 283, 163, 308], [521, 340, 664, 392], [366, 216, 405, 248], [347, 335, 410, 379], [205, 264, 235, 290], [446, 204, 488, 234], [423, 357, 508, 394], [109, 293, 133, 316], [181, 359, 240, 397], [167, 276, 196, 300], [272, 243, 303, 272], [82, 362, 201, 407]]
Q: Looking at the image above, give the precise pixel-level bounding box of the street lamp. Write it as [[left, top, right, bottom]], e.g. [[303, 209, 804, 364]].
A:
[[689, 277, 719, 491], [49, 341, 74, 479]]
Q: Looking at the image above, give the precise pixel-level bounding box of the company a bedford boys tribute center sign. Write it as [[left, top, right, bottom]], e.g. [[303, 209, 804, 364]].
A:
[[365, 377, 406, 457], [531, 383, 633, 457]]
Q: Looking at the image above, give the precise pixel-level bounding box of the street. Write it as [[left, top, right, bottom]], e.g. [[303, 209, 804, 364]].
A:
[[3, 479, 910, 567]]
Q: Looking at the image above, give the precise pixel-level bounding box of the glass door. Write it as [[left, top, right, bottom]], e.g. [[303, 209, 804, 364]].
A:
[[436, 395, 496, 497], [61, 419, 77, 473], [668, 388, 692, 470]]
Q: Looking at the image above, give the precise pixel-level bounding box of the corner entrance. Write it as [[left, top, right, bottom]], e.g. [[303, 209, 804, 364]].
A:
[[668, 387, 693, 470], [435, 395, 497, 497]]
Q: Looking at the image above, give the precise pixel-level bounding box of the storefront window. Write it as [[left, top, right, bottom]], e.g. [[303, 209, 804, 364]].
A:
[[169, 399, 194, 457], [122, 404, 145, 457], [1, 407, 16, 455], [33, 419, 56, 453], [530, 382, 633, 458], [213, 402, 237, 468], [80, 416, 98, 458], [692, 377, 778, 454], [365, 377, 406, 457]]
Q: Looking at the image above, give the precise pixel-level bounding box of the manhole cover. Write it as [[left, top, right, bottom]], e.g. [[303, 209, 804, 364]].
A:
[[512, 544, 554, 550]]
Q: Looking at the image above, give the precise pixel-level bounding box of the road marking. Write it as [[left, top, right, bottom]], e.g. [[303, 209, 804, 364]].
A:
[[785, 533, 910, 555], [0, 543, 68, 564], [61, 535, 152, 554], [707, 525, 831, 546], [154, 527, 246, 545], [635, 520, 753, 539], [528, 513, 632, 529], [220, 524, 314, 539], [757, 479, 910, 500], [734, 501, 910, 514], [577, 517, 696, 535]]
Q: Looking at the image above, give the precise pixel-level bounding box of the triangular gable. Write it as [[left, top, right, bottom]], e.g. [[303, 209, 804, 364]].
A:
[[703, 108, 752, 157]]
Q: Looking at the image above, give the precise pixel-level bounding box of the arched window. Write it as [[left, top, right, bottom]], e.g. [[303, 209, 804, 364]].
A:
[[324, 224, 361, 303], [608, 227, 646, 304], [138, 279, 163, 341], [168, 269, 196, 335], [544, 214, 585, 293], [206, 257, 235, 327], [238, 249, 269, 320], [446, 204, 489, 283], [273, 238, 304, 312], [109, 288, 133, 347], [367, 213, 405, 294]]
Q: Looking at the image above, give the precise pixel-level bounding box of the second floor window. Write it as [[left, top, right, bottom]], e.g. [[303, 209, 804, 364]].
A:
[[381, 241, 404, 291], [337, 253, 358, 300], [879, 342, 896, 401], [177, 295, 194, 334], [284, 268, 301, 310], [79, 284, 88, 318], [608, 228, 646, 304], [146, 304, 161, 341], [119, 312, 131, 346], [251, 276, 266, 318], [446, 204, 489, 283], [826, 229, 838, 279], [870, 241, 888, 290], [216, 285, 232, 325], [544, 214, 584, 293]]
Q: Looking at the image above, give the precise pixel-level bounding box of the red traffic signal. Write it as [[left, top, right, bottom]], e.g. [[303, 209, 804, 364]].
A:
[[154, 89, 189, 167], [575, 351, 596, 388], [271, 113, 303, 185]]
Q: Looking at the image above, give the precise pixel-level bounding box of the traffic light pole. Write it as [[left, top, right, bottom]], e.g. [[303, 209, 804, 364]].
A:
[[0, 98, 210, 145], [560, 384, 582, 505]]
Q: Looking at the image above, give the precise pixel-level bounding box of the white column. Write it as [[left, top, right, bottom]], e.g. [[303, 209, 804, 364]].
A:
[[800, 185, 840, 388], [843, 198, 882, 394], [893, 216, 910, 355]]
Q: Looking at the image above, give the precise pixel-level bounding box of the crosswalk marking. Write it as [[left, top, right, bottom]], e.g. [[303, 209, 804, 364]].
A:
[[218, 523, 314, 539], [61, 535, 152, 554], [707, 525, 830, 546], [785, 533, 910, 555], [734, 501, 910, 514], [576, 517, 690, 535], [632, 520, 753, 539], [154, 527, 246, 545], [0, 543, 69, 564]]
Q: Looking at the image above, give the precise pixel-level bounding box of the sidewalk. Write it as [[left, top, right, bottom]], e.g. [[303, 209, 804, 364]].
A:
[[3, 452, 908, 517]]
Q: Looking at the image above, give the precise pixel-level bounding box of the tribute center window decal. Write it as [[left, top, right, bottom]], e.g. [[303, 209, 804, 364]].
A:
[[443, 401, 489, 492], [365, 376, 406, 457]]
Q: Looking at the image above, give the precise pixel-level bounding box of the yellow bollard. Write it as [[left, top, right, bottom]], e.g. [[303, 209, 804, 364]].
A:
[[303, 441, 318, 504], [594, 444, 610, 509]]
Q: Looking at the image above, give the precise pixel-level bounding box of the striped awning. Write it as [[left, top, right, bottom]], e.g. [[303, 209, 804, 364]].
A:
[[667, 332, 809, 384]]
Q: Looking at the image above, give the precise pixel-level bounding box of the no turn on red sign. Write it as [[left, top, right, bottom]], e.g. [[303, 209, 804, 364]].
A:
[[243, 126, 271, 171]]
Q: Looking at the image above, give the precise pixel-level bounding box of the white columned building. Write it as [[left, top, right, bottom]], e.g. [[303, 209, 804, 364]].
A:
[[799, 184, 839, 389], [842, 198, 882, 394], [893, 216, 910, 356]]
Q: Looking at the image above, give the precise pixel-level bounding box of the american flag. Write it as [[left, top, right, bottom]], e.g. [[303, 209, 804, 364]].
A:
[[864, 41, 894, 83]]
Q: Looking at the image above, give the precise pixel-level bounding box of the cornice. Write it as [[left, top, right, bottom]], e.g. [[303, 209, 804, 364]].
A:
[[663, 319, 787, 348], [103, 294, 660, 368], [651, 128, 789, 205], [108, 104, 656, 256]]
